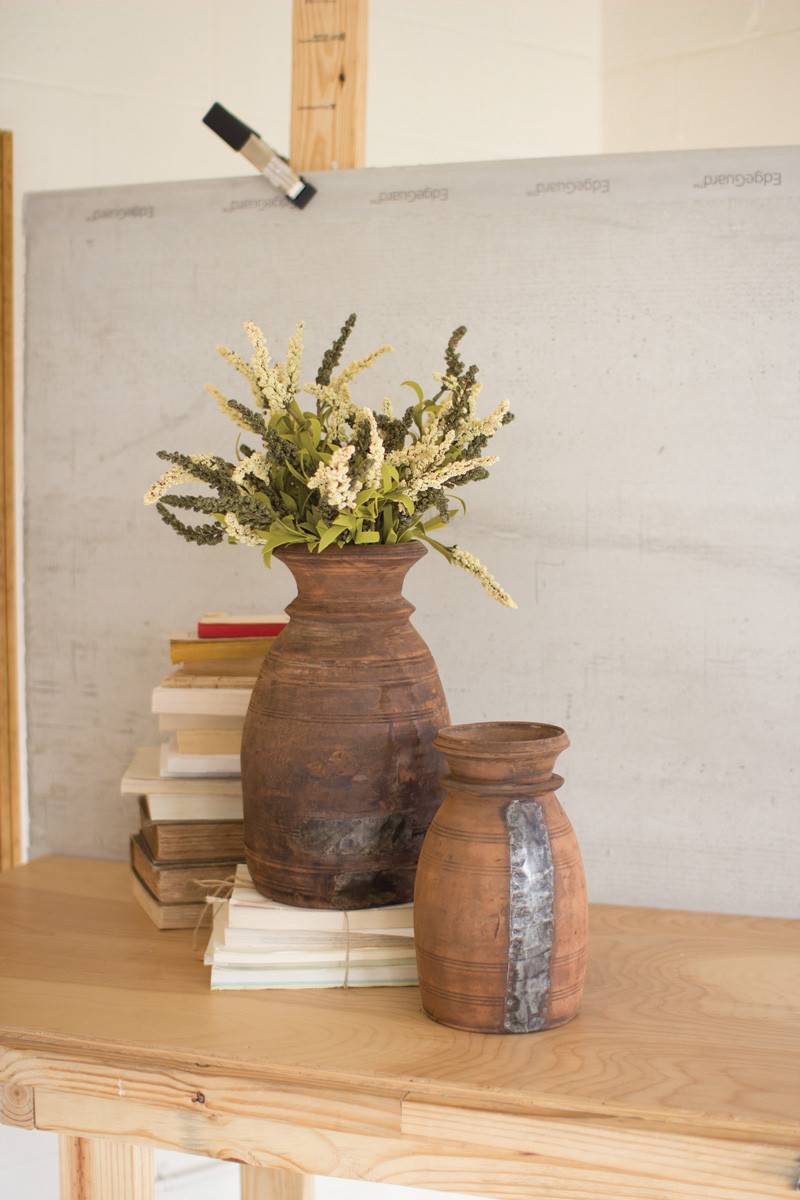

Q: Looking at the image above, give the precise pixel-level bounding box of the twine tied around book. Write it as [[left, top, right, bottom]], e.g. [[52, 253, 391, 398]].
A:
[[191, 877, 359, 987], [342, 910, 351, 988], [191, 874, 236, 948]]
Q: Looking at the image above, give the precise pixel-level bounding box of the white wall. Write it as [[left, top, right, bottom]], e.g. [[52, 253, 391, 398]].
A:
[[368, 0, 602, 164], [603, 0, 800, 151], [0, 2, 602, 1195]]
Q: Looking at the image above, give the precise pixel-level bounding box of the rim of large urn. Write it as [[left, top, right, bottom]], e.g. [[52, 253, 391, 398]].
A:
[[275, 541, 427, 565]]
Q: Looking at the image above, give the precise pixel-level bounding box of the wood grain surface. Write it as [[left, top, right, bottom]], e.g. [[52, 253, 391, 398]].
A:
[[0, 1079, 33, 1127], [35, 1089, 799, 1200], [241, 1165, 314, 1200], [59, 1134, 154, 1200], [1, 857, 799, 1200], [290, 0, 367, 171]]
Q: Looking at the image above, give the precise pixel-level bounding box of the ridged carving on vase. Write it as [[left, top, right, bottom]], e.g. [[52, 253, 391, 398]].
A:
[[241, 542, 450, 909], [414, 722, 587, 1033]]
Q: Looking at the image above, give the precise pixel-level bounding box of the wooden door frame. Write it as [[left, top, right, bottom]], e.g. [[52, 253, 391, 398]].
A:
[[0, 130, 20, 870]]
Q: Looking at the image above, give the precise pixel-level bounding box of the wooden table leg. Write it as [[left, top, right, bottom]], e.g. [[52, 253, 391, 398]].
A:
[[59, 1135, 154, 1200], [241, 1166, 314, 1200]]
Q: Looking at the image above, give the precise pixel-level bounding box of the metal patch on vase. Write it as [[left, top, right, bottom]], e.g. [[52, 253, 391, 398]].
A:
[[503, 798, 554, 1032]]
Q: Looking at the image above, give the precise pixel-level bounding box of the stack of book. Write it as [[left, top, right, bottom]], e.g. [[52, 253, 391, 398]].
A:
[[123, 612, 288, 929], [205, 866, 418, 989]]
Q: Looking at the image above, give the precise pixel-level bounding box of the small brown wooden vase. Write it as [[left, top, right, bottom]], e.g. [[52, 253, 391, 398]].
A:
[[414, 722, 587, 1033], [241, 542, 450, 909]]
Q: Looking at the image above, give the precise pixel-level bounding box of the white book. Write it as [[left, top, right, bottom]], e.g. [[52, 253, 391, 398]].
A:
[[121, 747, 242, 798], [227, 867, 413, 933], [152, 686, 251, 717], [204, 898, 418, 990], [205, 911, 415, 967], [145, 793, 243, 822], [158, 714, 245, 733], [174, 729, 242, 755], [199, 611, 289, 630], [222, 925, 414, 949], [160, 738, 241, 779], [209, 963, 417, 990], [211, 945, 417, 968]]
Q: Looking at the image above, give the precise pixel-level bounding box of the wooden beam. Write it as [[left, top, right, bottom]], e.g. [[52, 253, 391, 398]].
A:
[[0, 130, 20, 872], [0, 1080, 34, 1127], [59, 1136, 154, 1200], [242, 1165, 314, 1200], [290, 0, 368, 171], [34, 1088, 798, 1200]]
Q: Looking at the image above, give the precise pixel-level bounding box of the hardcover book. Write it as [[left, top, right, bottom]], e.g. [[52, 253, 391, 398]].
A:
[[198, 612, 288, 639], [138, 797, 244, 863]]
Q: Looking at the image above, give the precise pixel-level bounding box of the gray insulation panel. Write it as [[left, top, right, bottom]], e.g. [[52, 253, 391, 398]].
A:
[[23, 148, 800, 915]]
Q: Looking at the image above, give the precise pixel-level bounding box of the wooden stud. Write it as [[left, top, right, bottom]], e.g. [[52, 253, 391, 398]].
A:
[[290, 0, 368, 171], [0, 130, 20, 872], [35, 1090, 798, 1200], [241, 1165, 314, 1200], [59, 1135, 154, 1200]]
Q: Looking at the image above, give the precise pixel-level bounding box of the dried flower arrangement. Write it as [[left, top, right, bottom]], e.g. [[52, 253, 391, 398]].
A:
[[145, 316, 516, 606]]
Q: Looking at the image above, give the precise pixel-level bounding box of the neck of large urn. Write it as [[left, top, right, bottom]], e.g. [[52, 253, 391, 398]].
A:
[[276, 542, 426, 623]]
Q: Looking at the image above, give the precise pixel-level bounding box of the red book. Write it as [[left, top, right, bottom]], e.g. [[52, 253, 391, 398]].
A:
[[197, 613, 289, 639]]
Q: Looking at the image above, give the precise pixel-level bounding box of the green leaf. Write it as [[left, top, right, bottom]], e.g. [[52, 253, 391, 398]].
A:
[[280, 491, 298, 513], [418, 532, 453, 560], [260, 532, 296, 556], [355, 529, 381, 544], [284, 461, 309, 485], [381, 462, 400, 490], [422, 515, 448, 532], [397, 514, 422, 542], [355, 493, 379, 520], [332, 512, 357, 532], [272, 412, 293, 434], [401, 380, 425, 404], [259, 520, 309, 557], [316, 522, 344, 552]]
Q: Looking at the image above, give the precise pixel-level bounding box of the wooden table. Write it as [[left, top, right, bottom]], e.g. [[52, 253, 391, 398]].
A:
[[1, 858, 798, 1200]]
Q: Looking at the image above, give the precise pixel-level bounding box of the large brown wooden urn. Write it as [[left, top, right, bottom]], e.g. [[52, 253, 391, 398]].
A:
[[241, 542, 449, 909], [414, 721, 587, 1033]]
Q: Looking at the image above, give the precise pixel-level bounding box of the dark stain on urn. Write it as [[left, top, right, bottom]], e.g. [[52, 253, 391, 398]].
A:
[[241, 543, 449, 909], [296, 811, 412, 857], [330, 868, 413, 908]]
